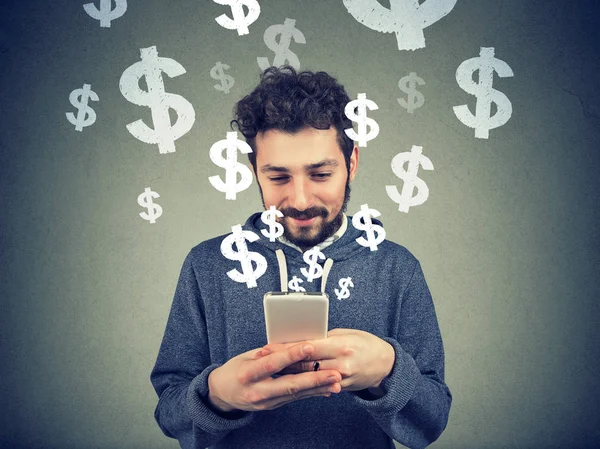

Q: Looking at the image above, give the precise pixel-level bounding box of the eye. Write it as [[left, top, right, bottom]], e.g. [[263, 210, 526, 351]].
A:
[[312, 173, 332, 180], [269, 176, 289, 182]]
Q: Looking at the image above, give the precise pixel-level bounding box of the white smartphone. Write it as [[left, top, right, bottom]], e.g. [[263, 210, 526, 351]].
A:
[[263, 291, 329, 344]]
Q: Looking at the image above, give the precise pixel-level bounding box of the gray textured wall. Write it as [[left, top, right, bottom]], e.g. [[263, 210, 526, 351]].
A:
[[1, 1, 599, 448]]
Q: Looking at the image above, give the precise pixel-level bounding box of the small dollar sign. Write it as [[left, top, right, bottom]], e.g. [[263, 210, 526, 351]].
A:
[[214, 0, 260, 36], [208, 132, 253, 200], [300, 247, 325, 283], [119, 46, 196, 154], [386, 145, 433, 213], [453, 47, 514, 139], [220, 224, 267, 288], [210, 62, 235, 94], [352, 204, 386, 251], [66, 84, 98, 132], [335, 277, 354, 300], [344, 93, 380, 147], [257, 18, 306, 71], [398, 72, 425, 114], [260, 206, 284, 242], [137, 187, 163, 224], [83, 0, 127, 28], [288, 275, 306, 292], [343, 0, 457, 51]]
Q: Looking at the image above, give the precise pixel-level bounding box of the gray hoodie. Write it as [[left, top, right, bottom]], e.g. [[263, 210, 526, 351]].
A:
[[150, 212, 452, 449]]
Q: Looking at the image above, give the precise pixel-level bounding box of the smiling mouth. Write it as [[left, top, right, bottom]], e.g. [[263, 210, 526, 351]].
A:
[[290, 216, 317, 226]]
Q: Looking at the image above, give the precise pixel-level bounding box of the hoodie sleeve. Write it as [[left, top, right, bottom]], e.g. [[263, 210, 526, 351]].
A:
[[349, 260, 452, 449], [150, 250, 256, 448]]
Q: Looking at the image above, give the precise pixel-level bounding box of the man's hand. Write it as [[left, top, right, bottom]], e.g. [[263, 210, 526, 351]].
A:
[[256, 328, 396, 392], [207, 342, 342, 413]]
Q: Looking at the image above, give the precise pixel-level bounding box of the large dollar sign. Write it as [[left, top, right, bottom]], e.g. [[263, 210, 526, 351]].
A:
[[257, 18, 306, 71], [137, 187, 163, 224], [66, 84, 98, 132], [398, 72, 425, 114], [260, 206, 284, 242], [352, 204, 386, 251], [214, 0, 260, 36], [208, 132, 253, 200], [300, 247, 325, 283], [386, 145, 434, 212], [343, 0, 457, 51], [83, 0, 127, 28], [220, 225, 267, 288], [453, 47, 514, 139], [335, 277, 354, 300], [119, 46, 196, 154], [344, 93, 380, 147], [210, 62, 235, 94], [288, 275, 306, 292]]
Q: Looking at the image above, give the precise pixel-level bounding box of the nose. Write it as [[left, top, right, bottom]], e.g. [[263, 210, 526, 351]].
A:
[[288, 177, 312, 212]]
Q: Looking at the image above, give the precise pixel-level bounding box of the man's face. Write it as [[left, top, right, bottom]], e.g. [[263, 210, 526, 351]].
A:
[[254, 127, 358, 251]]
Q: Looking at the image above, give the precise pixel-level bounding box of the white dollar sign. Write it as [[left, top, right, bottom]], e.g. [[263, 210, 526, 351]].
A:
[[257, 18, 306, 71], [220, 224, 267, 288], [137, 187, 163, 224], [214, 0, 260, 36], [119, 46, 196, 154], [66, 83, 98, 132], [335, 277, 354, 300], [343, 0, 457, 51], [210, 62, 235, 94], [83, 0, 127, 28], [397, 72, 425, 114], [208, 132, 253, 200], [344, 93, 380, 147], [260, 206, 284, 242], [453, 47, 514, 139], [288, 275, 306, 292], [300, 247, 325, 283], [386, 145, 433, 213], [352, 204, 386, 251]]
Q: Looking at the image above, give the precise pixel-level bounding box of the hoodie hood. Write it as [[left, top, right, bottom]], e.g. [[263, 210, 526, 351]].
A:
[[241, 211, 385, 293]]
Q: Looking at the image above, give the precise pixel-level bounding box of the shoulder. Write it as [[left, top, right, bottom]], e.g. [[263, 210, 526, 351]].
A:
[[184, 232, 232, 266], [380, 238, 419, 262], [377, 238, 421, 272]]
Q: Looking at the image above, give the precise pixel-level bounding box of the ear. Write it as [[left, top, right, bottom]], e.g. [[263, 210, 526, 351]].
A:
[[349, 145, 359, 182]]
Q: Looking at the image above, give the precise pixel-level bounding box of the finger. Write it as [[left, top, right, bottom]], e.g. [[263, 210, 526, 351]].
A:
[[255, 372, 342, 409], [276, 359, 324, 375], [261, 342, 296, 353], [274, 384, 341, 408], [247, 342, 314, 383], [258, 388, 332, 411], [253, 347, 273, 359], [268, 371, 341, 398]]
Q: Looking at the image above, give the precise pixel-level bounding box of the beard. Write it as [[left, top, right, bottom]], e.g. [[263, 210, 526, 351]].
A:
[[258, 178, 352, 251]]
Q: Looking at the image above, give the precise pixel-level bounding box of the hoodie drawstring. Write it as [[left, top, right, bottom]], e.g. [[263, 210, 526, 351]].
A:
[[275, 249, 288, 292], [320, 259, 333, 293]]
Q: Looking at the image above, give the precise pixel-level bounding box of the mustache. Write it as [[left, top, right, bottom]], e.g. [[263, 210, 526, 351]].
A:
[[280, 207, 328, 220]]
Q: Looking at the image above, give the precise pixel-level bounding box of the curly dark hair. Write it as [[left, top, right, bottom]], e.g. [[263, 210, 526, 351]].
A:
[[230, 65, 354, 175]]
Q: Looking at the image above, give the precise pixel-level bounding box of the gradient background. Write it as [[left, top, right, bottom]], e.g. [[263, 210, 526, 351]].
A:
[[1, 1, 599, 448]]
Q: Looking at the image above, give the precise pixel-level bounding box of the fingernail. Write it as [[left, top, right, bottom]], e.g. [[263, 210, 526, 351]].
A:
[[302, 345, 313, 355], [327, 375, 338, 383]]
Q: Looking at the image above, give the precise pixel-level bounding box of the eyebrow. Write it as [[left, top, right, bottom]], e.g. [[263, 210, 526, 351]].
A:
[[260, 158, 339, 174]]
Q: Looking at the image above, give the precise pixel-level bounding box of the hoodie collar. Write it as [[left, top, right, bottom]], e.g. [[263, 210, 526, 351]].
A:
[[244, 211, 381, 264]]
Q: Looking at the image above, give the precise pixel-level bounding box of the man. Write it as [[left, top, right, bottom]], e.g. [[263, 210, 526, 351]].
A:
[[150, 66, 452, 448]]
